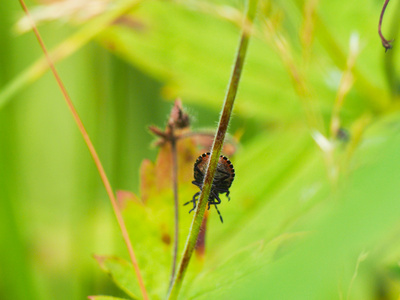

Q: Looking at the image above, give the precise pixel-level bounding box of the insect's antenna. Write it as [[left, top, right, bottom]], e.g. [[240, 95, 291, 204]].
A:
[[214, 205, 224, 223]]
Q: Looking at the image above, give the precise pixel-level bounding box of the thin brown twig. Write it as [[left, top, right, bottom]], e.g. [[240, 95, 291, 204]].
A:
[[150, 100, 189, 291], [378, 0, 393, 52], [169, 124, 179, 289], [18, 1, 149, 299]]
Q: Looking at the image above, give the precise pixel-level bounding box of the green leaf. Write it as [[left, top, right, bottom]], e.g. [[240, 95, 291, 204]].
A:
[[180, 112, 400, 299], [183, 232, 305, 299], [97, 136, 204, 299], [99, 1, 301, 122], [97, 0, 389, 125], [94, 256, 140, 300]]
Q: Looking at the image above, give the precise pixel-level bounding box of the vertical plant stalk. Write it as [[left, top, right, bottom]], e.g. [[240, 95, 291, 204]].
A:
[[169, 125, 179, 289], [166, 1, 258, 299], [149, 100, 190, 291], [18, 1, 149, 300], [378, 0, 393, 52]]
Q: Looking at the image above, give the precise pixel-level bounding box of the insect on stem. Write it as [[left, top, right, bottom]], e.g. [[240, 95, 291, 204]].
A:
[[184, 152, 235, 224], [17, 1, 149, 299], [166, 1, 259, 299]]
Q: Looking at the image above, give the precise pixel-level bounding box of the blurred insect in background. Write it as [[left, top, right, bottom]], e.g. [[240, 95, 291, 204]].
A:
[[184, 152, 235, 223]]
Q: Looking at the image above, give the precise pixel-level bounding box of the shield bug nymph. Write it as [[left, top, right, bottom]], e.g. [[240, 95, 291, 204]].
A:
[[184, 152, 235, 223]]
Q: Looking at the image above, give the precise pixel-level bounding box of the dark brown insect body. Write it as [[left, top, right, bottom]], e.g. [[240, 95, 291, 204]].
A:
[[184, 152, 235, 223]]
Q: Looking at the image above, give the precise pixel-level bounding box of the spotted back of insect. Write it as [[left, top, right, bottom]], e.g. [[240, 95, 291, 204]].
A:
[[188, 152, 235, 223], [215, 154, 235, 190], [193, 152, 235, 191]]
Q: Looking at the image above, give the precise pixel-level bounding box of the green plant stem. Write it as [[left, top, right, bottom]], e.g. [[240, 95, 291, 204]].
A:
[[166, 1, 258, 299]]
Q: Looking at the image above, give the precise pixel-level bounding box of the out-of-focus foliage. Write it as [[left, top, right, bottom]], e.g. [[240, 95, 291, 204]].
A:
[[88, 296, 130, 300], [2, 0, 400, 299]]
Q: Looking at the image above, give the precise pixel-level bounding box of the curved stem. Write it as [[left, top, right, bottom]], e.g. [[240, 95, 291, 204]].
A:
[[378, 0, 393, 52], [18, 1, 149, 299], [166, 1, 258, 299]]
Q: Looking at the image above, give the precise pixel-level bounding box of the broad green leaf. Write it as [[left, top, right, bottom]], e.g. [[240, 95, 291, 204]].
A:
[[182, 112, 400, 299], [98, 1, 301, 122], [96, 0, 389, 125], [183, 232, 305, 300], [232, 128, 400, 299], [97, 120, 217, 299], [119, 138, 209, 299]]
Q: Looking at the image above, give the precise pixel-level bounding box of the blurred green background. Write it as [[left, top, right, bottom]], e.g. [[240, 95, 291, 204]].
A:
[[2, 0, 400, 299]]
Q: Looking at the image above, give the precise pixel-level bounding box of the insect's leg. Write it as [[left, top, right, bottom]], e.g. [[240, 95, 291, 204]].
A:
[[189, 192, 200, 213], [191, 181, 203, 189], [184, 192, 200, 214], [207, 191, 221, 205], [213, 188, 230, 201], [211, 191, 222, 205], [205, 191, 223, 222], [214, 204, 223, 223], [207, 192, 217, 210], [189, 205, 196, 213], [210, 192, 223, 222], [183, 192, 199, 206]]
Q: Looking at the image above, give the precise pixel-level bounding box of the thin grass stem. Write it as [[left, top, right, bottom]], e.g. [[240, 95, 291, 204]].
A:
[[18, 1, 149, 299]]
